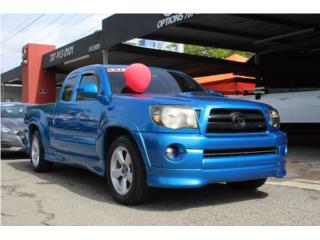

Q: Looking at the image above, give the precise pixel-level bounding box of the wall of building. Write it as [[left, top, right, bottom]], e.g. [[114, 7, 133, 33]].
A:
[[1, 85, 61, 103]]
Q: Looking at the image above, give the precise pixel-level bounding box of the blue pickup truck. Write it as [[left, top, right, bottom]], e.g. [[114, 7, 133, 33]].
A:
[[25, 64, 287, 204]]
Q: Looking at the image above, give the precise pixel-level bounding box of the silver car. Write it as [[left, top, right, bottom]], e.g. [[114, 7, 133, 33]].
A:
[[1, 102, 30, 152]]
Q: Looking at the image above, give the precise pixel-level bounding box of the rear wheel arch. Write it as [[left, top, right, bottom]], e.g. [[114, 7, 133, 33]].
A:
[[29, 121, 51, 149], [30, 130, 53, 172], [28, 124, 40, 153], [29, 123, 39, 136]]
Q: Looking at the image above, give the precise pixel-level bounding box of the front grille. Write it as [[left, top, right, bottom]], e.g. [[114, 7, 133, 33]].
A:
[[206, 109, 266, 133], [203, 147, 277, 158]]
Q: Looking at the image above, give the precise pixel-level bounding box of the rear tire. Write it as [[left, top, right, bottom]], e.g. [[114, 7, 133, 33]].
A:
[[107, 135, 152, 205], [227, 178, 267, 190], [30, 131, 53, 172]]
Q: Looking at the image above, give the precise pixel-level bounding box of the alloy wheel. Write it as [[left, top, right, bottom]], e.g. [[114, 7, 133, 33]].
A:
[[110, 146, 133, 195]]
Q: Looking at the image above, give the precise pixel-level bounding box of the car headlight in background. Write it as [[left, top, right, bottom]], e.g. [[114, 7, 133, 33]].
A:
[[1, 126, 10, 133], [268, 107, 280, 129], [151, 105, 198, 129], [0, 126, 20, 134]]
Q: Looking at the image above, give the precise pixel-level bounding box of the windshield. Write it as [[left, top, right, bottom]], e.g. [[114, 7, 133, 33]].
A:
[[106, 67, 205, 94], [1, 104, 26, 118]]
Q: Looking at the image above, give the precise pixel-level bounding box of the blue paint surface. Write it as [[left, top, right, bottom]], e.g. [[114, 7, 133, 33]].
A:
[[25, 64, 287, 188]]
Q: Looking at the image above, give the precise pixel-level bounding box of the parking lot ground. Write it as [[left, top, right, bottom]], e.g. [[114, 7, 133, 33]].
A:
[[1, 133, 320, 226]]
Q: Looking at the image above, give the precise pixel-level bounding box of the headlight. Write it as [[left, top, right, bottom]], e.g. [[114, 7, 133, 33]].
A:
[[150, 105, 198, 129], [1, 126, 20, 134], [1, 126, 10, 133], [269, 107, 280, 129]]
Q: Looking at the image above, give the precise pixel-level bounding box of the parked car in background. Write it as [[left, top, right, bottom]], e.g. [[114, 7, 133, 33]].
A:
[[1, 102, 31, 153], [233, 87, 320, 128], [25, 64, 287, 205]]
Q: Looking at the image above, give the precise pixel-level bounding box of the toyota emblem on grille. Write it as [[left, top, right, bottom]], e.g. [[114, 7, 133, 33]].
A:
[[231, 112, 246, 128]]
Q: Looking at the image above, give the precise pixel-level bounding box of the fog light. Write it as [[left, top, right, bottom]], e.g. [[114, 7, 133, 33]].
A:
[[165, 147, 177, 159]]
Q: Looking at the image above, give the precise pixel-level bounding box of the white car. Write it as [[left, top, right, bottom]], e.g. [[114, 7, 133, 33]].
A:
[[232, 87, 320, 126]]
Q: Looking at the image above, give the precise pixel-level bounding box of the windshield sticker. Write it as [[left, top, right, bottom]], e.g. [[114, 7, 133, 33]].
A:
[[107, 68, 126, 72]]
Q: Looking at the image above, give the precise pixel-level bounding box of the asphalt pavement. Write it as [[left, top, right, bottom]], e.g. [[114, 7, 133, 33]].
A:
[[1, 133, 320, 226]]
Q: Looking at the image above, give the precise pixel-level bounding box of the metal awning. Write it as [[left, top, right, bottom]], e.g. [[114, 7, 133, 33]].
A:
[[3, 14, 320, 83], [108, 44, 255, 77], [39, 43, 254, 77], [1, 66, 22, 84], [102, 14, 320, 55]]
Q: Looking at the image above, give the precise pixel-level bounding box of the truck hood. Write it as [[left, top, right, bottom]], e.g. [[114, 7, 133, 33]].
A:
[[118, 92, 268, 109], [110, 92, 270, 134]]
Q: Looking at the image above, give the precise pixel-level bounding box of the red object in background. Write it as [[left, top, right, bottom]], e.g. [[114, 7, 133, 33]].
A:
[[22, 43, 56, 104], [124, 63, 151, 93], [194, 54, 256, 95], [195, 73, 256, 95]]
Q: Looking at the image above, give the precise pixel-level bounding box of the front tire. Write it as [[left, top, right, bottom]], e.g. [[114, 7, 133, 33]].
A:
[[227, 178, 267, 190], [30, 131, 53, 172], [107, 135, 151, 205]]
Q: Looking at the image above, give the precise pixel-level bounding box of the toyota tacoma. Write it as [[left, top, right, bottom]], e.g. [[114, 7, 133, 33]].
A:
[[25, 64, 287, 204]]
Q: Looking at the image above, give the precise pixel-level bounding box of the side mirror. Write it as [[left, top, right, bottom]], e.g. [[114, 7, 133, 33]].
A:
[[77, 83, 98, 99], [255, 93, 261, 100], [254, 86, 266, 100]]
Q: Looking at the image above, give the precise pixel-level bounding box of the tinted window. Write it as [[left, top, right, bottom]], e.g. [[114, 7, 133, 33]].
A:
[[106, 68, 204, 94], [76, 73, 100, 101], [61, 75, 77, 101]]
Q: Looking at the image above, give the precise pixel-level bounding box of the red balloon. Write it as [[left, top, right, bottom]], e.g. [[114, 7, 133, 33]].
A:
[[124, 63, 151, 93]]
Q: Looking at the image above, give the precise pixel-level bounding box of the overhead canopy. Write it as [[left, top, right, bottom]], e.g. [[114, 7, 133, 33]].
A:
[[102, 14, 320, 55], [3, 14, 320, 83], [107, 44, 254, 77], [1, 66, 22, 84]]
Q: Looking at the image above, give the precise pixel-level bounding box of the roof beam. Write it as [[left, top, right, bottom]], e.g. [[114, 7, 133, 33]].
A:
[[310, 47, 320, 53], [177, 23, 265, 40], [145, 33, 252, 52], [254, 28, 315, 45], [259, 36, 320, 55], [233, 14, 317, 31]]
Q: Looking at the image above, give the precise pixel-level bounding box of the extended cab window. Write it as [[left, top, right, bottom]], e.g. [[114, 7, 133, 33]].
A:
[[61, 75, 77, 101], [76, 73, 100, 101]]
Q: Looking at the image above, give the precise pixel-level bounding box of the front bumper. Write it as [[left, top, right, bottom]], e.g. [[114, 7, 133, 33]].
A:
[[1, 132, 25, 152], [134, 131, 287, 188]]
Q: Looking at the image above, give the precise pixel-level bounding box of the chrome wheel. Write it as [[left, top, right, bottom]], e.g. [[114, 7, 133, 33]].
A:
[[31, 136, 40, 167], [110, 146, 133, 195]]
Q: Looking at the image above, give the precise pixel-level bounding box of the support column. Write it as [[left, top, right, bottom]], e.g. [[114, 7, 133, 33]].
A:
[[102, 49, 108, 65], [22, 43, 56, 103], [255, 53, 263, 87], [1, 83, 5, 101]]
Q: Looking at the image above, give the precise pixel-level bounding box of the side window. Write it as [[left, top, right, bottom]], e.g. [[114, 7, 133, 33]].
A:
[[61, 75, 77, 101], [76, 73, 100, 101]]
